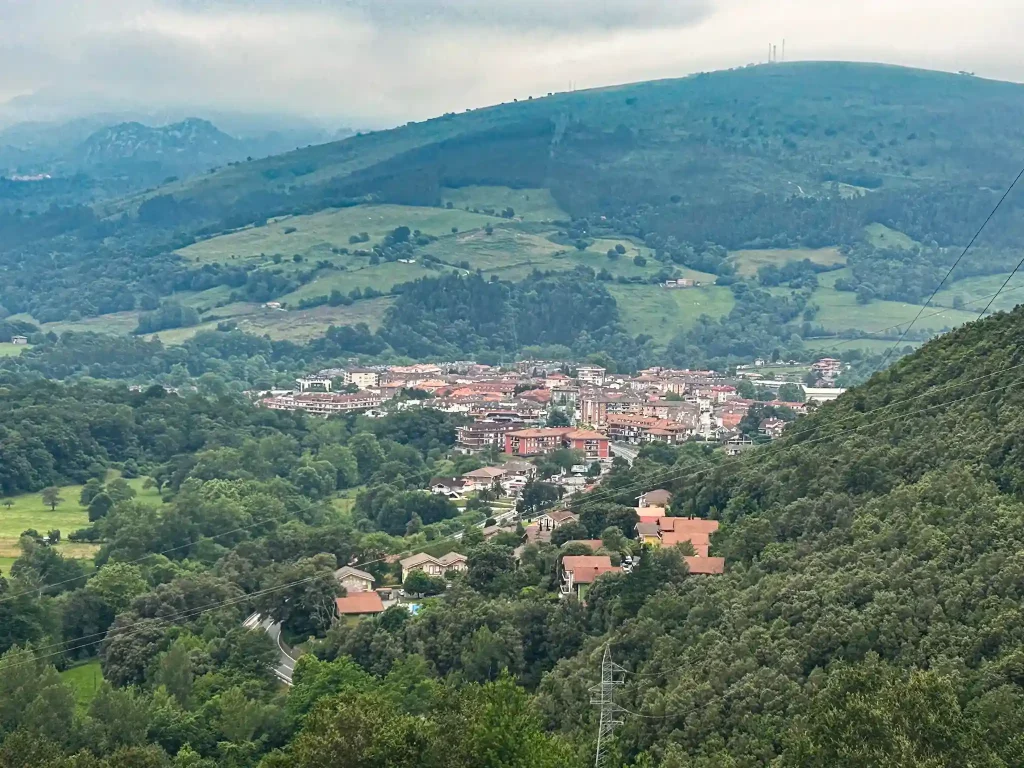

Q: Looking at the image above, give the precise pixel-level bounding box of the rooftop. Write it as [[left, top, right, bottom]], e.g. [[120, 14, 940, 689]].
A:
[[335, 592, 386, 615]]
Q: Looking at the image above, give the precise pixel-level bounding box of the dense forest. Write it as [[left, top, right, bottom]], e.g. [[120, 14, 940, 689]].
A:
[[2, 292, 1024, 764]]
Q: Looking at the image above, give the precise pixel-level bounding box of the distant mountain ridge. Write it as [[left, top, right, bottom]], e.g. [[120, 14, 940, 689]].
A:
[[75, 117, 239, 167]]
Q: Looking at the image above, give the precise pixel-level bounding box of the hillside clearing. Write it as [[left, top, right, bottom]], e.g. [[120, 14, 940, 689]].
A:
[[864, 222, 919, 249], [812, 288, 978, 334], [60, 661, 104, 711], [610, 284, 735, 345], [729, 247, 846, 276], [0, 343, 28, 357], [441, 186, 567, 221]]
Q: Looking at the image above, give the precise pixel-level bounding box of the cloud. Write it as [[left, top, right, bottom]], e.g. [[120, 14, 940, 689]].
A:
[[0, 0, 1022, 128]]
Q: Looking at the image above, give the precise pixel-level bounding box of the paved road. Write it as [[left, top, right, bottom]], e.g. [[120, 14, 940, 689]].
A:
[[611, 443, 640, 464], [244, 612, 296, 685]]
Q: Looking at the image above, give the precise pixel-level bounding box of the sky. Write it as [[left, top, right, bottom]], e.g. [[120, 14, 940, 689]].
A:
[[1, 0, 1022, 128]]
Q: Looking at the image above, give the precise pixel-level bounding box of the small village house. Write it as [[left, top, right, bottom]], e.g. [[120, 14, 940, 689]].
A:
[[334, 565, 375, 593], [637, 489, 673, 509], [10, 335, 27, 346], [335, 592, 386, 619], [560, 555, 621, 599], [400, 552, 468, 582]]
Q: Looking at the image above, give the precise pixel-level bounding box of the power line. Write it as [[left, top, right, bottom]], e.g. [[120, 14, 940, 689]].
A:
[[590, 645, 626, 767], [872, 163, 1024, 374], [976, 256, 1024, 320]]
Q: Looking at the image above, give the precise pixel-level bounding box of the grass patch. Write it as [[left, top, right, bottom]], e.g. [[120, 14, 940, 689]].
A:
[[0, 343, 29, 357], [41, 312, 143, 336], [932, 272, 1024, 315], [60, 661, 104, 711], [729, 247, 846, 277], [441, 186, 567, 222], [609, 284, 735, 345], [812, 287, 978, 334], [864, 223, 918, 250], [806, 338, 924, 356], [0, 475, 160, 556], [0, 556, 15, 573], [177, 205, 497, 266]]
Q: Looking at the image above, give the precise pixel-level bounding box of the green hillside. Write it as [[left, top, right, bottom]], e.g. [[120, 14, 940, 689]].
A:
[[533, 303, 1024, 764], [6, 62, 1024, 365]]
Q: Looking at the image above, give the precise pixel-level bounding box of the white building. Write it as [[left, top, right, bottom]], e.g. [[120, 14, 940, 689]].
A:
[[576, 365, 607, 385], [802, 386, 846, 403]]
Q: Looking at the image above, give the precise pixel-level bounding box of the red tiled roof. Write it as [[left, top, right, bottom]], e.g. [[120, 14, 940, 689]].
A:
[[659, 517, 720, 535], [571, 564, 621, 583], [335, 592, 385, 615], [684, 556, 725, 575]]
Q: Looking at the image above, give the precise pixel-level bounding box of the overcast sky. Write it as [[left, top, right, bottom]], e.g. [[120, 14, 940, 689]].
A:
[[2, 0, 1022, 128]]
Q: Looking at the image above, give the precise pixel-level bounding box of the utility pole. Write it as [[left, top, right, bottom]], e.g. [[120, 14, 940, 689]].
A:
[[590, 646, 626, 768]]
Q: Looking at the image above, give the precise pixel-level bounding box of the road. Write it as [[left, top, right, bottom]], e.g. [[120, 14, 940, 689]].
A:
[[244, 612, 296, 685], [611, 443, 639, 464]]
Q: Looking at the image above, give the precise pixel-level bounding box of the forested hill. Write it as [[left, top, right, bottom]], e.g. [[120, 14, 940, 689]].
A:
[[127, 62, 1024, 230], [6, 61, 1024, 368], [531, 304, 1024, 764]]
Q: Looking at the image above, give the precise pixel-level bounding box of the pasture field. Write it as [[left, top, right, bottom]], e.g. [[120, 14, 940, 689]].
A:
[[864, 222, 918, 250], [60, 661, 104, 711], [728, 247, 846, 277], [609, 284, 735, 345], [0, 343, 28, 356], [441, 186, 567, 221], [812, 287, 978, 334], [176, 204, 498, 265]]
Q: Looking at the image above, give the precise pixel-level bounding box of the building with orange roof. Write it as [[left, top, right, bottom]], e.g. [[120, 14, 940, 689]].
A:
[[335, 591, 386, 618], [504, 427, 609, 459], [560, 555, 621, 598]]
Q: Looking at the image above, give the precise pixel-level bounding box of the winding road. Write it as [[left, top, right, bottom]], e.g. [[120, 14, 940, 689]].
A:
[[244, 612, 297, 685]]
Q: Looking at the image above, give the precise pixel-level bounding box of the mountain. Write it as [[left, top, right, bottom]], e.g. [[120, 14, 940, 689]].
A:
[[71, 117, 241, 178], [4, 62, 1024, 365]]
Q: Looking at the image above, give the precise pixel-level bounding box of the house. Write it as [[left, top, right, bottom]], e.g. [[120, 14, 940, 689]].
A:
[[759, 418, 787, 439], [637, 489, 673, 509], [812, 357, 844, 379], [334, 565, 375, 593], [560, 555, 621, 599], [400, 552, 468, 582], [335, 592, 385, 618], [343, 368, 381, 389], [262, 391, 384, 416], [636, 516, 719, 553], [429, 477, 467, 498], [536, 509, 578, 529], [10, 336, 27, 346], [461, 466, 506, 492], [684, 556, 726, 575]]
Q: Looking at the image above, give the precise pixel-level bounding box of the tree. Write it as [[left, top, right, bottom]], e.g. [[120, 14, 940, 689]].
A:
[[587, 461, 602, 478], [105, 478, 137, 503], [634, 254, 647, 267], [88, 492, 114, 522], [403, 569, 446, 596], [547, 408, 571, 427], [80, 478, 104, 506], [578, 503, 638, 538], [516, 481, 561, 516], [40, 487, 63, 511], [600, 526, 629, 553], [777, 382, 806, 403], [551, 521, 589, 547], [256, 554, 339, 638], [466, 545, 515, 596], [87, 562, 149, 614]]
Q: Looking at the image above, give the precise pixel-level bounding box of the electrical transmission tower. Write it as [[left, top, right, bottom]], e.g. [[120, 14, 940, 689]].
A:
[[590, 645, 626, 768]]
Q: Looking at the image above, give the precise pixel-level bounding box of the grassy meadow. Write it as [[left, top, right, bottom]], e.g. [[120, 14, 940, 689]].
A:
[[60, 661, 104, 711]]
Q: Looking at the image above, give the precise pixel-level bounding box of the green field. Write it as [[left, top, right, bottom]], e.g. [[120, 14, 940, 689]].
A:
[[177, 204, 498, 265], [441, 186, 567, 222], [60, 661, 104, 711], [932, 272, 1024, 315], [729, 247, 846, 277], [806, 337, 924, 356], [0, 343, 29, 356], [864, 222, 919, 250], [610, 284, 735, 345], [812, 287, 978, 334], [41, 312, 143, 336], [0, 476, 161, 558], [0, 556, 15, 573]]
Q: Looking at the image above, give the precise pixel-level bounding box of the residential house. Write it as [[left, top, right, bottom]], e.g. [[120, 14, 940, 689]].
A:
[[634, 517, 725, 574], [428, 477, 466, 498], [637, 489, 673, 509], [535, 509, 578, 529], [334, 566, 375, 593], [400, 552, 468, 582], [759, 418, 787, 439], [460, 466, 506, 492], [335, 592, 386, 618], [10, 336, 27, 346], [560, 555, 621, 599], [812, 357, 844, 380]]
